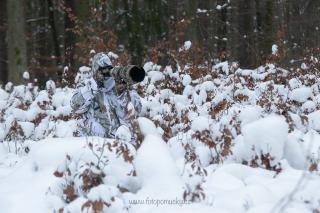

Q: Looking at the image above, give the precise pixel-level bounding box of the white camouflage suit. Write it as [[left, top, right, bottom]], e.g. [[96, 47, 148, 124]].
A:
[[71, 53, 142, 141]]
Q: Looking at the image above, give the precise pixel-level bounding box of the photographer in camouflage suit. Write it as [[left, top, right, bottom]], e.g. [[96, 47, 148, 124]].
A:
[[71, 53, 144, 142]]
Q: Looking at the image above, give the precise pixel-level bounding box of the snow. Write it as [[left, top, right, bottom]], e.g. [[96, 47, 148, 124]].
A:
[[143, 61, 154, 73], [115, 125, 132, 142], [19, 121, 35, 138], [0, 138, 87, 213], [5, 81, 13, 92], [204, 171, 245, 192], [23, 71, 30, 80], [148, 71, 164, 83], [308, 110, 320, 131], [135, 135, 184, 199], [191, 116, 210, 132], [0, 88, 9, 100], [184, 41, 192, 50], [0, 136, 319, 213], [288, 78, 301, 89], [179, 41, 192, 51], [197, 8, 208, 13], [137, 117, 159, 136], [289, 87, 313, 103], [54, 120, 76, 137], [239, 106, 263, 126], [301, 62, 308, 70], [284, 131, 306, 169], [301, 100, 316, 112], [46, 80, 56, 92], [272, 44, 278, 55], [242, 115, 289, 165], [214, 61, 229, 75], [182, 74, 192, 86], [302, 131, 320, 160], [2, 59, 320, 213]]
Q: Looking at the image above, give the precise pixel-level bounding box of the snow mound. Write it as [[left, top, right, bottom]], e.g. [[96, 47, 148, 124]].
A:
[[239, 106, 263, 126], [137, 117, 159, 136], [191, 116, 210, 132], [242, 115, 289, 165], [289, 87, 312, 103], [135, 134, 184, 201], [308, 110, 320, 131], [182, 74, 192, 86]]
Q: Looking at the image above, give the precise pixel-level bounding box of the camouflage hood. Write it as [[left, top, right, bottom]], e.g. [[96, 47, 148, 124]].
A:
[[91, 52, 113, 74]]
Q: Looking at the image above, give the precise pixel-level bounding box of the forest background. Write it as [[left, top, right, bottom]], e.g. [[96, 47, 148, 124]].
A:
[[0, 0, 319, 85]]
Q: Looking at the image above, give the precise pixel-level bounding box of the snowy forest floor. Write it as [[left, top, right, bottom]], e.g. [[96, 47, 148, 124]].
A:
[[1, 56, 320, 213], [0, 136, 319, 213]]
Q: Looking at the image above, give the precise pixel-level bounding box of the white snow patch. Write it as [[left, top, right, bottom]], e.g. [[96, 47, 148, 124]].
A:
[[191, 116, 210, 132], [272, 44, 278, 55], [182, 74, 192, 86], [242, 115, 288, 165], [308, 110, 320, 131], [289, 87, 312, 103], [239, 106, 263, 126], [23, 71, 30, 80], [148, 71, 164, 83], [134, 135, 184, 205]]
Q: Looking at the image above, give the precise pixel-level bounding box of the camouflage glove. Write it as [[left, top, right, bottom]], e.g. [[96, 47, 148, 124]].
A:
[[80, 78, 98, 99]]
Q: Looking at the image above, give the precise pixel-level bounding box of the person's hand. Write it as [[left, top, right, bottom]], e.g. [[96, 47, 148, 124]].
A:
[[85, 78, 98, 92], [79, 78, 98, 99]]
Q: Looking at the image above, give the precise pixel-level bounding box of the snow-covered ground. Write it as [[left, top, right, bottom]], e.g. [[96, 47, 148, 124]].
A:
[[0, 136, 320, 213], [1, 58, 320, 212]]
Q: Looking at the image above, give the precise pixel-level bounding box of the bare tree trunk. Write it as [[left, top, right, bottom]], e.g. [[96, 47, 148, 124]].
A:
[[7, 0, 28, 84], [64, 0, 76, 69], [217, 0, 227, 59], [48, 0, 62, 71], [237, 0, 256, 68], [261, 0, 274, 58], [0, 0, 7, 85]]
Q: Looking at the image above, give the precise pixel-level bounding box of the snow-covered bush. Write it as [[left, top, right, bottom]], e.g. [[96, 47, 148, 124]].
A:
[[138, 49, 320, 173], [49, 138, 137, 213], [0, 80, 76, 154], [1, 43, 320, 213]]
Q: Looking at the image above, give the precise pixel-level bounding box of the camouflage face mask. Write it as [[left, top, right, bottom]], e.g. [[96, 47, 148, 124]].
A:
[[95, 65, 113, 87]]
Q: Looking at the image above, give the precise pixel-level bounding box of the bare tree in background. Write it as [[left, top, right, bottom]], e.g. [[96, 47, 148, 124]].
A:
[[64, 0, 76, 70], [0, 0, 7, 84], [7, 0, 28, 84], [0, 0, 320, 84]]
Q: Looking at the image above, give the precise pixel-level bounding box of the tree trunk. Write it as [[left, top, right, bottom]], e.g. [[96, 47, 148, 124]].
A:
[[7, 0, 28, 84], [64, 0, 76, 69], [217, 0, 228, 59], [0, 0, 7, 85], [237, 0, 256, 68], [48, 0, 62, 69]]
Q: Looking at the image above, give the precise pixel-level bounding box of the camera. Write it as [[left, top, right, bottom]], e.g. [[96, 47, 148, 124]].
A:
[[111, 65, 146, 86]]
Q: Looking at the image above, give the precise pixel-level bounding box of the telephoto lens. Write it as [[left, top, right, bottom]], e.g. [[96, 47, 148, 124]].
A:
[[111, 65, 146, 87]]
